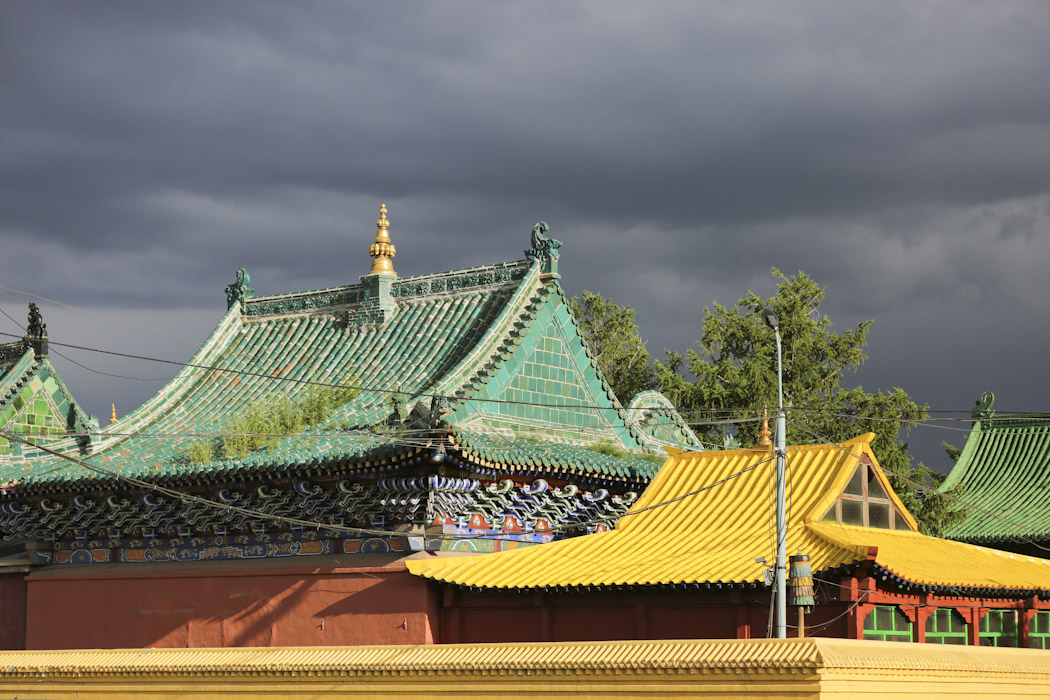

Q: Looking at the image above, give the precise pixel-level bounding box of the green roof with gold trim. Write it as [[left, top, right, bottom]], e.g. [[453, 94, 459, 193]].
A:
[[0, 212, 698, 493]]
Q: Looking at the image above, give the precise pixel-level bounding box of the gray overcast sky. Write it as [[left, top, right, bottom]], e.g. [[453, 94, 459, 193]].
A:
[[2, 1, 1049, 469]]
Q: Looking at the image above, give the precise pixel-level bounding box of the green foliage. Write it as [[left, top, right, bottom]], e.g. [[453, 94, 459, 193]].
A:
[[182, 377, 360, 463], [584, 441, 665, 464], [301, 381, 360, 427], [634, 450, 667, 465], [943, 441, 962, 462], [222, 396, 296, 460], [587, 441, 627, 458], [185, 439, 217, 465], [571, 291, 657, 404], [657, 268, 961, 535]]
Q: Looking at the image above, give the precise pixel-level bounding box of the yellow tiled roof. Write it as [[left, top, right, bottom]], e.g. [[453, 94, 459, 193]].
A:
[[0, 638, 1046, 676], [408, 434, 1050, 594], [810, 521, 1050, 592]]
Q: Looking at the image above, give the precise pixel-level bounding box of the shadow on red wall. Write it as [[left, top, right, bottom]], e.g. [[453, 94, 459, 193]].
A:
[[22, 554, 438, 650]]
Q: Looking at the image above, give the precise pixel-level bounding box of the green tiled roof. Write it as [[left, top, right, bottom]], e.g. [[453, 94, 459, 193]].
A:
[[452, 428, 660, 482], [0, 349, 96, 461], [0, 256, 699, 492], [940, 392, 1050, 545]]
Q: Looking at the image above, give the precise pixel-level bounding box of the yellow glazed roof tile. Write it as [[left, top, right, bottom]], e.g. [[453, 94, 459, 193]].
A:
[[809, 521, 1050, 591], [2, 638, 1047, 676], [408, 434, 1050, 594]]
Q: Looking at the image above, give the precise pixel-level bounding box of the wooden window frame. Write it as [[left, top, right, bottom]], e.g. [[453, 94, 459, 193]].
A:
[[820, 456, 913, 530], [863, 604, 913, 642], [1029, 611, 1050, 649], [925, 608, 969, 645], [979, 609, 1020, 647]]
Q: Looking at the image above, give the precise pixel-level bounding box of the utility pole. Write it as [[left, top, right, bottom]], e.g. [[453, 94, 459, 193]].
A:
[[762, 309, 788, 639]]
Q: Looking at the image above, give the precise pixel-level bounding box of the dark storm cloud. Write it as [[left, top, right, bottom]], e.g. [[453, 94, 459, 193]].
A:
[[2, 1, 1050, 467]]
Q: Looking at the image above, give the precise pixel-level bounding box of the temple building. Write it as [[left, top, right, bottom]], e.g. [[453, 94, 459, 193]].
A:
[[0, 206, 700, 650], [939, 391, 1050, 557], [409, 433, 1050, 648]]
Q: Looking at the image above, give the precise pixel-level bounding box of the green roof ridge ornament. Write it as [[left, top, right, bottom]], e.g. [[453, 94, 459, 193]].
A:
[[225, 268, 255, 310], [368, 203, 397, 276], [525, 221, 562, 276], [972, 391, 995, 419], [25, 303, 48, 357]]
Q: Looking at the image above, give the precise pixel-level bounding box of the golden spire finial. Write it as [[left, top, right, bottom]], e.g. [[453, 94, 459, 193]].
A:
[[109, 403, 118, 425], [368, 203, 397, 275], [758, 407, 772, 448]]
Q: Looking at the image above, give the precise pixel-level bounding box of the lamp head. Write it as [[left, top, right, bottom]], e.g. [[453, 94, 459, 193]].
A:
[[761, 308, 779, 330]]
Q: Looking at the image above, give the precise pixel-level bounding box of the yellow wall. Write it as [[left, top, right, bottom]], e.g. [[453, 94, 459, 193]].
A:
[[0, 638, 1047, 699]]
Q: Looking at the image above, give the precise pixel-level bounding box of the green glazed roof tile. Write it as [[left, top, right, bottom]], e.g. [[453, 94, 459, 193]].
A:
[[0, 256, 700, 490], [941, 400, 1050, 544]]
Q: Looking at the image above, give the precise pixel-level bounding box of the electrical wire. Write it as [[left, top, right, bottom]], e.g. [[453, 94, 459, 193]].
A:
[[0, 283, 202, 345], [787, 591, 870, 633], [0, 330, 767, 426], [0, 429, 766, 545], [0, 307, 174, 382], [14, 323, 1037, 439], [6, 324, 1047, 439]]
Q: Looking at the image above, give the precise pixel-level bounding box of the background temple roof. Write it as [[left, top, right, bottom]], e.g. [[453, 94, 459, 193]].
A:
[[940, 392, 1050, 547]]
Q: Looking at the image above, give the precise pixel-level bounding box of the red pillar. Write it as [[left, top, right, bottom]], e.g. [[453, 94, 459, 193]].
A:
[[966, 607, 984, 647]]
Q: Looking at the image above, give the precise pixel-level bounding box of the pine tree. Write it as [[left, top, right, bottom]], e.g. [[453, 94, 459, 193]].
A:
[[657, 268, 962, 535]]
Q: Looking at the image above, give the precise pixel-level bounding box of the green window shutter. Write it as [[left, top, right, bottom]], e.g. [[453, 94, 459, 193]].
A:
[[863, 605, 913, 642], [979, 610, 1020, 647], [924, 608, 968, 645], [1029, 611, 1050, 649]]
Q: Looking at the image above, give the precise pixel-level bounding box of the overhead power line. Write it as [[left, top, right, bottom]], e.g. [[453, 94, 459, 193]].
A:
[[7, 329, 1043, 429], [0, 330, 763, 428], [0, 429, 766, 545], [0, 284, 202, 345]]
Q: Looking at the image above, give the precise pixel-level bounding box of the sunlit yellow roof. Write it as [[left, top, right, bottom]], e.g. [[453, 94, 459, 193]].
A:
[[809, 521, 1050, 592], [409, 434, 1050, 594], [2, 638, 1049, 700]]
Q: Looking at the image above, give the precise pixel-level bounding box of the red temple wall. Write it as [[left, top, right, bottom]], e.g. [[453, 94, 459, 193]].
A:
[[0, 571, 27, 650], [439, 588, 837, 644], [5, 561, 1039, 649], [23, 556, 437, 650]]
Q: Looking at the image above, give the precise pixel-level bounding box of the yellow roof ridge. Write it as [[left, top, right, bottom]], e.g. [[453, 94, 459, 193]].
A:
[[1, 637, 1048, 675]]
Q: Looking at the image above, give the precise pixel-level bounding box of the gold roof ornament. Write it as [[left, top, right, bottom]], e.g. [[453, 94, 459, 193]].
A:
[[758, 408, 772, 448], [109, 403, 118, 425], [367, 203, 397, 275]]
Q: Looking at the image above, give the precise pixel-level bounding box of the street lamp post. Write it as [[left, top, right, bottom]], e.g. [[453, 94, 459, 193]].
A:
[[762, 309, 788, 639]]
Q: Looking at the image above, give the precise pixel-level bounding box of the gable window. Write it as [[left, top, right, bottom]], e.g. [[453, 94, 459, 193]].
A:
[[820, 455, 913, 530]]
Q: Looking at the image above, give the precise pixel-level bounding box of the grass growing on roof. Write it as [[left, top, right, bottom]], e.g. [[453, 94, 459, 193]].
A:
[[184, 377, 360, 464]]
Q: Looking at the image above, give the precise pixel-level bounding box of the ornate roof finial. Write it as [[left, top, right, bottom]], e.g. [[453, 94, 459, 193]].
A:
[[758, 408, 772, 448], [368, 203, 397, 275], [524, 221, 562, 276], [109, 403, 117, 424], [225, 268, 254, 310], [972, 391, 995, 419], [24, 302, 48, 357]]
